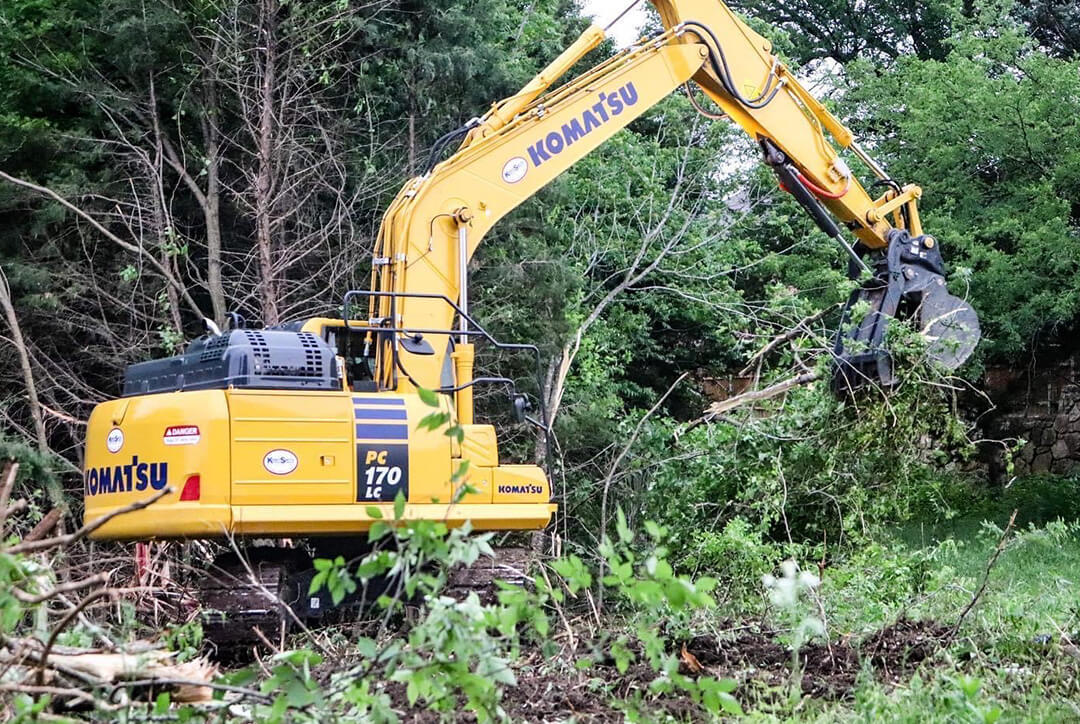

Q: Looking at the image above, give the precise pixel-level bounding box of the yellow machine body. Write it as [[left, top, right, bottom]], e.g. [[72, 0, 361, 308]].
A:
[[84, 319, 553, 540]]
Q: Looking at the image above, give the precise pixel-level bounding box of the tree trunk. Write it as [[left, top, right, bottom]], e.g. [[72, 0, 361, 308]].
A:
[[202, 43, 227, 328], [255, 0, 280, 326], [0, 270, 48, 453]]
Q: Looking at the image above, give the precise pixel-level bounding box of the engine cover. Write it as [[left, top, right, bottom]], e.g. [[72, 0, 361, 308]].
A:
[[122, 329, 341, 396]]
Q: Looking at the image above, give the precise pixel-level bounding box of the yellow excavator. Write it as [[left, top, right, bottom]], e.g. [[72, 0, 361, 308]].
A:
[[82, 0, 979, 624]]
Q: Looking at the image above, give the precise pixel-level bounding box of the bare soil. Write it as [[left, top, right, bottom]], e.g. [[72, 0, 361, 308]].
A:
[[379, 617, 954, 722]]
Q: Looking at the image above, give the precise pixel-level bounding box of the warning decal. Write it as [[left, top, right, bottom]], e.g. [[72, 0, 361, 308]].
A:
[[164, 426, 201, 446]]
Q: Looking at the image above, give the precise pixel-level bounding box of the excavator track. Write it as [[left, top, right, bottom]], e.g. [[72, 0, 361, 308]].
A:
[[197, 545, 536, 651], [200, 549, 308, 649]]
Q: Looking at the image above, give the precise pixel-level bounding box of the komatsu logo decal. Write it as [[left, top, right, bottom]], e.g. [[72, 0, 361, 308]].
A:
[[85, 457, 168, 496], [525, 82, 639, 169], [498, 484, 545, 495]]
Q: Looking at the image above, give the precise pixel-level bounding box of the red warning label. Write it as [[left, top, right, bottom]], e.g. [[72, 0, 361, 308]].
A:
[[163, 426, 201, 446]]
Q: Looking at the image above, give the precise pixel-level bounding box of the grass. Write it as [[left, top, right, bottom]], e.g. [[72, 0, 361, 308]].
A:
[[742, 476, 1080, 722]]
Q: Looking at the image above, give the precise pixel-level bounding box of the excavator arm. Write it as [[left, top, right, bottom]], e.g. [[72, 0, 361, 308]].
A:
[[367, 0, 981, 421]]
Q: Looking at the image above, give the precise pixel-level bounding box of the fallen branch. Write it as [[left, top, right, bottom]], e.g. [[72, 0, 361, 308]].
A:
[[739, 304, 840, 377], [949, 509, 1018, 641], [8, 647, 225, 704], [13, 572, 112, 605], [680, 372, 820, 438], [23, 508, 63, 544], [6, 487, 171, 555], [36, 589, 113, 686]]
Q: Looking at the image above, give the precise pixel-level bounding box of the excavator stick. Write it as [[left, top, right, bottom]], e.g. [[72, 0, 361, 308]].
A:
[[831, 229, 981, 394]]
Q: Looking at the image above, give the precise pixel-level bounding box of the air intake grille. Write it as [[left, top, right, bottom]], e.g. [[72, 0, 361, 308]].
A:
[[198, 334, 230, 363], [122, 328, 340, 396]]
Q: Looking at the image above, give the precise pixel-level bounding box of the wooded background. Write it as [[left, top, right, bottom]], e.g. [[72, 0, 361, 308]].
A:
[[1, 0, 1079, 551]]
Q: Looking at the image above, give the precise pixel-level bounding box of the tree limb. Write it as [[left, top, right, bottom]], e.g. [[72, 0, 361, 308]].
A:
[[0, 170, 204, 319], [680, 372, 821, 438]]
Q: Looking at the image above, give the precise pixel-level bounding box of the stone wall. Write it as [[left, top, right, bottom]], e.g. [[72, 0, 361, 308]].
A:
[[982, 355, 1080, 479]]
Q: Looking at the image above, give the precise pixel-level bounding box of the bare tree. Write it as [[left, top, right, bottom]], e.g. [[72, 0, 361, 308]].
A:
[[0, 270, 48, 454]]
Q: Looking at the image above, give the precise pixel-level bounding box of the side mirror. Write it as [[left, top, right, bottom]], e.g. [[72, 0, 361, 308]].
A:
[[400, 334, 435, 356], [511, 394, 531, 424]]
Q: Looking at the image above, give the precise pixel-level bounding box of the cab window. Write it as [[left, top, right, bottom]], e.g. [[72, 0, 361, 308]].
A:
[[323, 326, 377, 392]]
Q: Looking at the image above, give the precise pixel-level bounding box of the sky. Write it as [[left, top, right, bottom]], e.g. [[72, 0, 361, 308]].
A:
[[582, 0, 647, 47]]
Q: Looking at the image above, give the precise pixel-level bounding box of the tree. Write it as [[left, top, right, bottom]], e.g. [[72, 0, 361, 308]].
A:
[[730, 0, 960, 64]]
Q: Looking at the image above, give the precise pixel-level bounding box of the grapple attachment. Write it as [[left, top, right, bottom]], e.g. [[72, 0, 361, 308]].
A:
[[832, 230, 980, 394]]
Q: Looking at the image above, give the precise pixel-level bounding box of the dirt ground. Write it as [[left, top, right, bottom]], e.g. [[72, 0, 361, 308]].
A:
[[379, 617, 954, 722]]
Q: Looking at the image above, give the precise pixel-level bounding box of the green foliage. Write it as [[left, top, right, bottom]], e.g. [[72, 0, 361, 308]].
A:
[[544, 514, 743, 718], [837, 6, 1080, 358], [0, 441, 64, 509], [732, 0, 959, 63], [639, 368, 974, 571], [308, 555, 357, 606]]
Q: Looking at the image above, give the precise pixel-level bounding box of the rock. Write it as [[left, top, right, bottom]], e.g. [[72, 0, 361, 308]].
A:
[[1052, 440, 1070, 460]]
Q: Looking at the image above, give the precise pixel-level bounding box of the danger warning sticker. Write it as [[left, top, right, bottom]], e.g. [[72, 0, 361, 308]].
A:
[[163, 426, 201, 446]]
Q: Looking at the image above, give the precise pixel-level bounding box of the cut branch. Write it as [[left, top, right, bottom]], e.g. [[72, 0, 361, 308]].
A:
[[6, 487, 171, 556], [949, 508, 1018, 641], [680, 372, 821, 438]]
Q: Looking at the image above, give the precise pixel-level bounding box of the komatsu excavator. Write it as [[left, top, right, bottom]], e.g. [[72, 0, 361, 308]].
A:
[[82, 0, 979, 626]]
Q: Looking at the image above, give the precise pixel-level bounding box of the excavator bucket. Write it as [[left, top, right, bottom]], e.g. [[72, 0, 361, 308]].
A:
[[832, 230, 980, 395]]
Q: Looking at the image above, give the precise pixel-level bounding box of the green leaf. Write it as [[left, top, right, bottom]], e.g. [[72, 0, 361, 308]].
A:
[[616, 508, 632, 544], [356, 636, 377, 658], [393, 490, 406, 520], [418, 411, 451, 430], [417, 387, 439, 407]]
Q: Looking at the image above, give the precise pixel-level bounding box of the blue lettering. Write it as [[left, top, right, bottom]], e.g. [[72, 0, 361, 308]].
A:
[[85, 457, 169, 496], [150, 462, 168, 491], [581, 109, 602, 133], [544, 131, 564, 155], [497, 483, 544, 495], [607, 92, 624, 116], [523, 84, 640, 169], [135, 458, 149, 491], [561, 118, 586, 146], [527, 140, 549, 167]]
